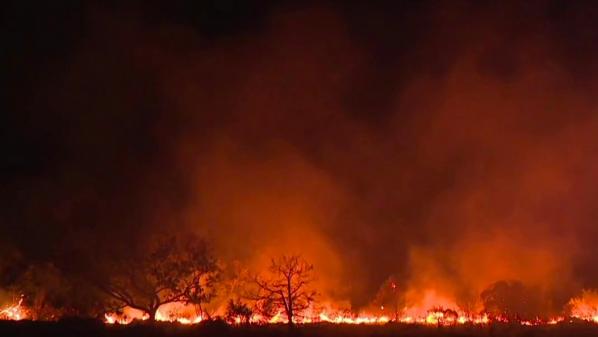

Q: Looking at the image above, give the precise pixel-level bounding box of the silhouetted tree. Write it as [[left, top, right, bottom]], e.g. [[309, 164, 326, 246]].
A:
[[225, 299, 252, 324], [11, 262, 107, 320], [253, 296, 278, 322], [253, 255, 316, 326], [481, 280, 544, 321], [100, 234, 219, 321], [208, 260, 252, 317]]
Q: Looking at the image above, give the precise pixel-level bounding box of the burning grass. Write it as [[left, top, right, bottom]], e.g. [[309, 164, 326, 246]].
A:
[[5, 286, 598, 327]]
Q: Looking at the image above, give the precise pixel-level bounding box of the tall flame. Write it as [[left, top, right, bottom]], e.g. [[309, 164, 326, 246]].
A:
[[569, 290, 598, 323], [0, 296, 28, 321]]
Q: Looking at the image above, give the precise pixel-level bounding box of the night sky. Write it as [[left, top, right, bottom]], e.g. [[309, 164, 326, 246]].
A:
[[3, 0, 598, 309]]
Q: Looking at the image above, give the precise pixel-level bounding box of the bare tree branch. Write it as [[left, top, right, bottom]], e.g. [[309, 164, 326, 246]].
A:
[[98, 234, 219, 321], [252, 255, 315, 326]]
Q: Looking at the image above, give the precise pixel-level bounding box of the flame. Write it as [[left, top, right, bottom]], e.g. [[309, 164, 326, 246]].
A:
[[569, 290, 598, 323], [102, 298, 591, 326], [104, 307, 148, 324], [155, 302, 204, 324], [104, 303, 205, 325], [96, 289, 598, 326], [0, 296, 28, 321]]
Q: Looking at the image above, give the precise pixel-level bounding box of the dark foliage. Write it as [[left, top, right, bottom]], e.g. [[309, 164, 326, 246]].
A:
[[98, 234, 219, 321], [481, 280, 547, 321], [225, 299, 252, 324]]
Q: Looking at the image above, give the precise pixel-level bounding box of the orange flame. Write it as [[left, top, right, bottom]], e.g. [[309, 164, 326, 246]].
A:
[[100, 288, 598, 326], [569, 290, 598, 323], [0, 296, 28, 321]]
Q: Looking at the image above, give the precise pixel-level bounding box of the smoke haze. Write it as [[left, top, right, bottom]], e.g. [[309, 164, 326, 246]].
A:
[[3, 0, 598, 312]]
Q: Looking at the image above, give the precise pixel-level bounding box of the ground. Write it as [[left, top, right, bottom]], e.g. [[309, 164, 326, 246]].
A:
[[2, 321, 598, 337]]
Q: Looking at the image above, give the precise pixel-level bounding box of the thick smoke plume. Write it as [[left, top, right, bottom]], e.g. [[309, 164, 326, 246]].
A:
[[3, 1, 598, 314]]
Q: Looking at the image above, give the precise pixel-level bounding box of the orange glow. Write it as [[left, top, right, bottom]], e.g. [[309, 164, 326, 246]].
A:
[[0, 296, 28, 321], [104, 303, 206, 325], [102, 292, 590, 326], [104, 307, 148, 324], [569, 290, 598, 323], [97, 287, 598, 326]]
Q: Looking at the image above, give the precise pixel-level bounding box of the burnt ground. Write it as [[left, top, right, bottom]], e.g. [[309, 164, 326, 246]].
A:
[[1, 320, 598, 337]]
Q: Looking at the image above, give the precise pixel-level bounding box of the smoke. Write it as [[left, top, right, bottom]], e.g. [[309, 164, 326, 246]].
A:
[[3, 0, 598, 313]]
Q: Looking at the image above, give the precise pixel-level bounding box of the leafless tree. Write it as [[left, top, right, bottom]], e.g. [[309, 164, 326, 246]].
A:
[[100, 234, 219, 321], [253, 255, 315, 326]]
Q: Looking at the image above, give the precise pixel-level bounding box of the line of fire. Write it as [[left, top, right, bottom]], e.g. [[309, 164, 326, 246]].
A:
[[1, 237, 597, 326]]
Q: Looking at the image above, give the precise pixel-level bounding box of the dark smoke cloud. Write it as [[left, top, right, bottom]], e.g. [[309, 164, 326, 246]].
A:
[[2, 0, 598, 310]]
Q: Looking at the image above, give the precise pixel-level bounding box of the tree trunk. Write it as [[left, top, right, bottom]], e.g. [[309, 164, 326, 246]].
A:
[[287, 279, 294, 327], [148, 307, 158, 322]]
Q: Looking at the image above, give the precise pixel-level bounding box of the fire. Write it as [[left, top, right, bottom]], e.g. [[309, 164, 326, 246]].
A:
[[155, 302, 204, 324], [104, 303, 205, 325], [0, 296, 28, 321], [318, 312, 390, 324], [245, 309, 390, 325], [102, 298, 589, 326], [569, 290, 598, 323], [104, 313, 136, 325], [96, 289, 598, 326], [401, 290, 464, 324], [104, 307, 148, 325]]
